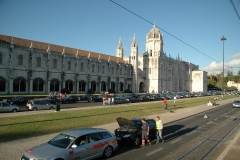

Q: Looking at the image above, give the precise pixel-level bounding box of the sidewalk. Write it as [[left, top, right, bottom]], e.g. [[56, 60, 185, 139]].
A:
[[0, 97, 238, 160]]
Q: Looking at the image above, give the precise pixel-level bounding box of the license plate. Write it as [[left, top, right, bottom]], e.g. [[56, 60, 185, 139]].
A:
[[117, 137, 121, 140]]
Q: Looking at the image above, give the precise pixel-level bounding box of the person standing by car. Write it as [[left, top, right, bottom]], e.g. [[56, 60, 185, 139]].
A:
[[155, 116, 165, 143], [141, 118, 151, 146], [163, 98, 168, 110], [173, 96, 176, 106]]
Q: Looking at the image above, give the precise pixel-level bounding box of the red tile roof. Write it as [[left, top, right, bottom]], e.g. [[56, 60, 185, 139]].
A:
[[0, 34, 126, 63]]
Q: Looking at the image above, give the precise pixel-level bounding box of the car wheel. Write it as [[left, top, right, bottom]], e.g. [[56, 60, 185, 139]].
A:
[[12, 109, 17, 113], [134, 136, 140, 146], [50, 107, 54, 110], [103, 146, 113, 158], [33, 108, 37, 111]]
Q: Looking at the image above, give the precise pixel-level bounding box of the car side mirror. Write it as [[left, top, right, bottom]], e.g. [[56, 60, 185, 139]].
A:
[[71, 144, 77, 148]]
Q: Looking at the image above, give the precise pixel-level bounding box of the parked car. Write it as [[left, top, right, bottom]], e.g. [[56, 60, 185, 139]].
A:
[[115, 117, 156, 146], [0, 101, 19, 113], [6, 97, 33, 105], [139, 95, 150, 102], [126, 96, 138, 103], [80, 94, 93, 101], [61, 96, 79, 104], [42, 96, 61, 104], [92, 95, 103, 102], [21, 128, 118, 160], [233, 100, 240, 108], [26, 100, 55, 111], [149, 94, 162, 101]]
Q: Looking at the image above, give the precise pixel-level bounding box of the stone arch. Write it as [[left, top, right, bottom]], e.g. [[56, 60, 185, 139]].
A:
[[33, 78, 44, 92], [65, 79, 74, 92], [139, 82, 144, 92], [110, 81, 116, 91], [50, 79, 60, 92], [13, 77, 27, 92], [79, 80, 86, 92], [101, 81, 107, 92], [91, 81, 97, 91], [0, 76, 6, 92], [119, 82, 124, 92]]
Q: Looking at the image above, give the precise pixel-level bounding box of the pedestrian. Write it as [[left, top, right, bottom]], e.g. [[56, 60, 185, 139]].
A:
[[173, 96, 176, 106], [111, 97, 114, 106], [141, 118, 151, 146], [163, 98, 168, 110], [108, 96, 111, 105], [155, 116, 165, 143]]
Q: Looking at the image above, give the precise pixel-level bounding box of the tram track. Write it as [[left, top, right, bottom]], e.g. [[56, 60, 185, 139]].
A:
[[178, 112, 240, 160]]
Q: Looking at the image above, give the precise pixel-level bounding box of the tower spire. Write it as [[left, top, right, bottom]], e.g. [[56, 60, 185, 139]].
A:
[[117, 37, 122, 48], [131, 34, 137, 47]]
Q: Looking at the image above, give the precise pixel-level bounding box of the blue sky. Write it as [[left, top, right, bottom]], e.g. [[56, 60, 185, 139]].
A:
[[0, 0, 239, 75]]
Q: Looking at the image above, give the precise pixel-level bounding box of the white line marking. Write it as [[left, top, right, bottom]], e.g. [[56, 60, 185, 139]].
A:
[[207, 121, 212, 124], [186, 130, 196, 135], [170, 137, 182, 144], [146, 148, 163, 156], [214, 118, 218, 120]]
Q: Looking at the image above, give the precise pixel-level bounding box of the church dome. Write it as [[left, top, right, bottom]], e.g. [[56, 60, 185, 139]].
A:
[[147, 25, 161, 39]]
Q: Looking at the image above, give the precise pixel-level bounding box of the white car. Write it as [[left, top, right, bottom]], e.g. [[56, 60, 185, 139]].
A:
[[0, 101, 19, 113], [21, 128, 118, 160], [233, 100, 240, 108], [26, 100, 55, 111]]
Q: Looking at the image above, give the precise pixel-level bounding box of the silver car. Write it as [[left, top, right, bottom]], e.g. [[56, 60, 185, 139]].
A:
[[21, 128, 118, 160], [0, 101, 19, 113], [26, 100, 55, 111], [233, 100, 240, 108]]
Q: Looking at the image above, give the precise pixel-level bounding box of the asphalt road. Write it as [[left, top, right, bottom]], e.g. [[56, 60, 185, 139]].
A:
[[97, 103, 240, 160]]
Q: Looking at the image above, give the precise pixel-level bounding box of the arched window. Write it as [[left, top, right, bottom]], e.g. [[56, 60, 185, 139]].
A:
[[79, 81, 86, 92], [120, 68, 122, 75], [101, 82, 106, 91], [0, 77, 6, 92], [50, 79, 60, 92], [0, 52, 2, 64], [18, 55, 23, 65], [33, 78, 44, 92], [120, 82, 124, 91], [91, 81, 96, 91], [112, 67, 114, 74], [53, 59, 57, 69], [68, 61, 71, 70], [80, 63, 84, 71], [13, 77, 26, 92], [92, 64, 95, 72], [65, 80, 73, 91], [37, 57, 41, 67], [102, 66, 105, 73]]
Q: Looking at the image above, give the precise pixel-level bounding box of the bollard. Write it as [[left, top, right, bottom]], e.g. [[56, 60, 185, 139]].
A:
[[55, 103, 60, 112]]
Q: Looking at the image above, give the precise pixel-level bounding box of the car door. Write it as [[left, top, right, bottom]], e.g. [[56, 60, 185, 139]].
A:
[[86, 133, 105, 159], [2, 102, 11, 112], [147, 120, 156, 138], [70, 135, 90, 160]]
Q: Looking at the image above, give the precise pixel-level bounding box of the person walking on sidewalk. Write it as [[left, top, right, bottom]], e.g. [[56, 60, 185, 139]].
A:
[[155, 116, 165, 143], [141, 118, 151, 146], [163, 98, 168, 110]]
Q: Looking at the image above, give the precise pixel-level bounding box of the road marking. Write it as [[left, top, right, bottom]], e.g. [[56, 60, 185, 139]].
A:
[[146, 148, 163, 156], [170, 137, 182, 144], [214, 118, 218, 120], [186, 130, 196, 135], [207, 121, 212, 124]]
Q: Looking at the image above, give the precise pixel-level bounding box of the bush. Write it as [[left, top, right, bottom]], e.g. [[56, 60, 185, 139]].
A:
[[108, 89, 116, 94], [87, 89, 95, 94], [124, 89, 132, 93]]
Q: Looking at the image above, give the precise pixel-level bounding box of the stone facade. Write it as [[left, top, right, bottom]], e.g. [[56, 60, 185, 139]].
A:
[[0, 26, 206, 95]]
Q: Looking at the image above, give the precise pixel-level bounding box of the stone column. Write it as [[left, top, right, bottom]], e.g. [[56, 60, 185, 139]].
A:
[[76, 81, 79, 94], [63, 81, 66, 89], [9, 79, 13, 94], [29, 79, 33, 94], [100, 82, 102, 94], [47, 80, 50, 94]]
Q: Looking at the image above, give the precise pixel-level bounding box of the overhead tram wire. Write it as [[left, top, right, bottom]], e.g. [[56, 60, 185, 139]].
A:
[[109, 0, 234, 69], [230, 0, 240, 21]]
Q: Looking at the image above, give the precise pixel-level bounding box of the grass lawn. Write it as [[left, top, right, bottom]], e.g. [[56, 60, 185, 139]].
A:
[[0, 95, 235, 142]]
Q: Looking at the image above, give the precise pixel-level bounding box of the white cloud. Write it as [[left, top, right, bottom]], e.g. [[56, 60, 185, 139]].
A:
[[230, 53, 240, 59], [202, 59, 240, 75]]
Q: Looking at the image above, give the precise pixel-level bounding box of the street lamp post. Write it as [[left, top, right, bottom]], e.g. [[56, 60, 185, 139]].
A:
[[220, 36, 227, 97]]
